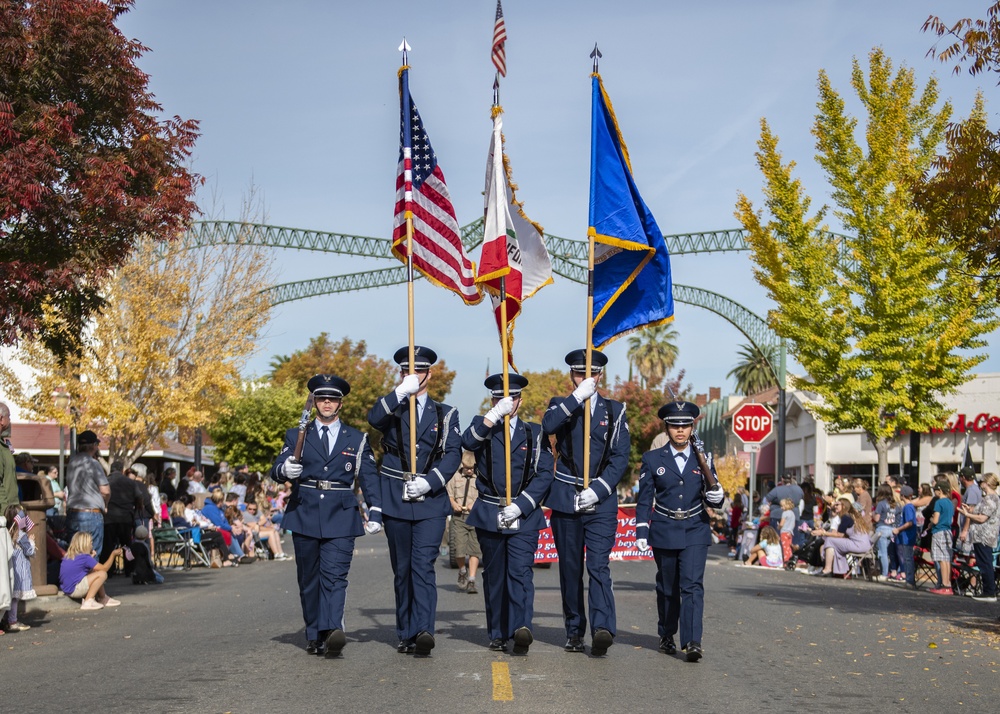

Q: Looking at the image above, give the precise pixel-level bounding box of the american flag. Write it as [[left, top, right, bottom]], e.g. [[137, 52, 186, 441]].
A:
[[14, 509, 35, 533], [392, 68, 482, 305], [491, 0, 507, 77]]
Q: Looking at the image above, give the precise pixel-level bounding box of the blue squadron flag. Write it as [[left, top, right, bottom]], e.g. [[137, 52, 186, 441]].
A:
[[588, 73, 673, 348]]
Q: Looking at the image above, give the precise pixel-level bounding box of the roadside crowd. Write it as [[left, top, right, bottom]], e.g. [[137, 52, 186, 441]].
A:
[[0, 434, 293, 633], [720, 471, 1000, 604]]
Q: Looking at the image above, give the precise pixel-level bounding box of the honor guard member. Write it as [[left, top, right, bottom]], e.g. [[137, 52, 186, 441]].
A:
[[367, 345, 462, 656], [461, 373, 554, 655], [271, 374, 382, 659], [541, 349, 630, 656], [635, 400, 724, 662]]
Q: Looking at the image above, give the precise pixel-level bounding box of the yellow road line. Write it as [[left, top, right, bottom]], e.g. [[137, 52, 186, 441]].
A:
[[492, 661, 514, 701]]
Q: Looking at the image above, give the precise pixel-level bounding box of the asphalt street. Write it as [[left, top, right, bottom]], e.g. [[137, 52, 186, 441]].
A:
[[4, 536, 999, 713]]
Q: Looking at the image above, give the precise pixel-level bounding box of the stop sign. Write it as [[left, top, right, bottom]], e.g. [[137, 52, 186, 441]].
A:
[[732, 403, 773, 444]]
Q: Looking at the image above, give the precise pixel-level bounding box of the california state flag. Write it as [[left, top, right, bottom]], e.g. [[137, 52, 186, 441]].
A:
[[477, 111, 553, 368]]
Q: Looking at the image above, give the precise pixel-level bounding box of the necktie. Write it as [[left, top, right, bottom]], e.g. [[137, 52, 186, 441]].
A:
[[321, 425, 330, 456]]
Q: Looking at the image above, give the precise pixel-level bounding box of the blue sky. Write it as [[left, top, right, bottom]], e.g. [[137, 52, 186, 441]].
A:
[[112, 1, 999, 423]]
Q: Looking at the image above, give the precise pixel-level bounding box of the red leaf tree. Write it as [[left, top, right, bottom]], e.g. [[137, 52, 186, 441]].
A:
[[0, 0, 200, 355]]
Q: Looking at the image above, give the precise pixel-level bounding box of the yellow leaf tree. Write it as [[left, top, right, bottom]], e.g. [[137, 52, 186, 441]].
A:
[[1, 219, 273, 467], [735, 49, 999, 479], [714, 454, 748, 499]]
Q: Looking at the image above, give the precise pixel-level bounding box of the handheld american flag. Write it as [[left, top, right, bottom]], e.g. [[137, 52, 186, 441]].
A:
[[478, 111, 553, 368], [392, 67, 482, 305], [491, 0, 507, 77]]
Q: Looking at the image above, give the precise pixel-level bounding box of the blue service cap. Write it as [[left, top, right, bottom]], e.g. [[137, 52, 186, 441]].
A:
[[307, 374, 350, 398], [393, 345, 437, 370], [485, 373, 528, 397], [564, 349, 608, 372], [658, 400, 700, 425]]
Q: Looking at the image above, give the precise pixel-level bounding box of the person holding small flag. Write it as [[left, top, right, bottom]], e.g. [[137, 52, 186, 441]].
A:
[[271, 374, 382, 659], [368, 346, 462, 656], [542, 350, 629, 656], [462, 373, 553, 655]]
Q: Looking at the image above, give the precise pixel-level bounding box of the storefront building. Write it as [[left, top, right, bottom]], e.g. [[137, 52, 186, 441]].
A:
[[781, 373, 1000, 492]]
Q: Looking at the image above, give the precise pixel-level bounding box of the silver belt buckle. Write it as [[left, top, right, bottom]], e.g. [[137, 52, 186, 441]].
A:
[[317, 480, 332, 490]]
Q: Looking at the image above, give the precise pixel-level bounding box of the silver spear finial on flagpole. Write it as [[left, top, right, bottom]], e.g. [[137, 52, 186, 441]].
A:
[[398, 37, 411, 64], [590, 43, 602, 72]]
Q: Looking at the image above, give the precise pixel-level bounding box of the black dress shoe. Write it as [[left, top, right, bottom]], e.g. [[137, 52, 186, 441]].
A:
[[397, 639, 416, 654], [414, 630, 435, 657], [564, 636, 585, 653], [658, 637, 677, 655], [488, 638, 508, 652], [305, 640, 320, 655], [325, 628, 347, 658], [591, 628, 614, 657], [314, 638, 328, 656], [512, 627, 533, 656], [685, 641, 703, 662]]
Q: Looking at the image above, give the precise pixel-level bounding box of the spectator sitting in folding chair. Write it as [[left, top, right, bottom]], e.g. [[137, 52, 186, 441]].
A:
[[243, 502, 290, 560], [169, 501, 233, 567], [226, 506, 257, 562]]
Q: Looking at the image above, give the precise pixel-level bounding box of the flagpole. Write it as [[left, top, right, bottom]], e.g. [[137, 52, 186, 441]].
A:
[[583, 235, 594, 492], [400, 39, 418, 474], [493, 69, 513, 507], [583, 44, 601, 493], [501, 276, 513, 506]]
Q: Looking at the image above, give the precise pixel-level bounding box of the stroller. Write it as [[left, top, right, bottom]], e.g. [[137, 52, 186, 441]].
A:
[[792, 532, 825, 570]]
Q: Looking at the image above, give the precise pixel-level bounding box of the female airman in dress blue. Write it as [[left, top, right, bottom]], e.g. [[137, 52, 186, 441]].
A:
[[541, 349, 630, 657], [271, 374, 382, 659], [461, 373, 554, 655], [635, 400, 724, 662], [367, 346, 462, 656]]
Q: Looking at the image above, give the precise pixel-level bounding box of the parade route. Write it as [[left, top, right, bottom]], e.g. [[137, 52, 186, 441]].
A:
[[5, 538, 999, 713]]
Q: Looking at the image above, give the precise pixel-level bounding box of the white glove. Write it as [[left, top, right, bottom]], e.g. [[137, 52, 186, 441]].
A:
[[395, 374, 421, 400], [500, 504, 522, 523], [575, 487, 599, 510], [485, 397, 515, 424], [705, 485, 725, 505], [636, 538, 650, 553], [365, 521, 382, 535], [405, 476, 431, 499], [571, 377, 597, 404], [282, 459, 303, 480]]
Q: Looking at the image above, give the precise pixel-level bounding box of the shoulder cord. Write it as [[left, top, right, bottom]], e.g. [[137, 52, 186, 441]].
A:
[[480, 422, 535, 498], [392, 402, 445, 474]]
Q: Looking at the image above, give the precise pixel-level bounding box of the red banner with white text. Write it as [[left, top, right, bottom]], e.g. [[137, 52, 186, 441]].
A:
[[534, 505, 652, 563]]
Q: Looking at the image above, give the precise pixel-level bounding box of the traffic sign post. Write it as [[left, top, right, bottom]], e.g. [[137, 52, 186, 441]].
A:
[[732, 403, 774, 529]]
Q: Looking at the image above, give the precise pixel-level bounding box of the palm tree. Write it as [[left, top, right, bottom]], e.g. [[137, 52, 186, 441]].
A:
[[727, 343, 778, 395], [626, 324, 679, 389]]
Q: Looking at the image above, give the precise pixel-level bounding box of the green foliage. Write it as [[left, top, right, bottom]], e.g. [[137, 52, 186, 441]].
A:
[[727, 343, 779, 396], [626, 324, 679, 389], [735, 49, 1000, 477], [207, 382, 302, 473]]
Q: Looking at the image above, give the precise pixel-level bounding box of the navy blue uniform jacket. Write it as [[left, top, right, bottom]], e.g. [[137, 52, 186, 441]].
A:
[[460, 416, 554, 532], [367, 391, 462, 520], [541, 394, 630, 514], [271, 420, 381, 539], [635, 446, 723, 549]]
